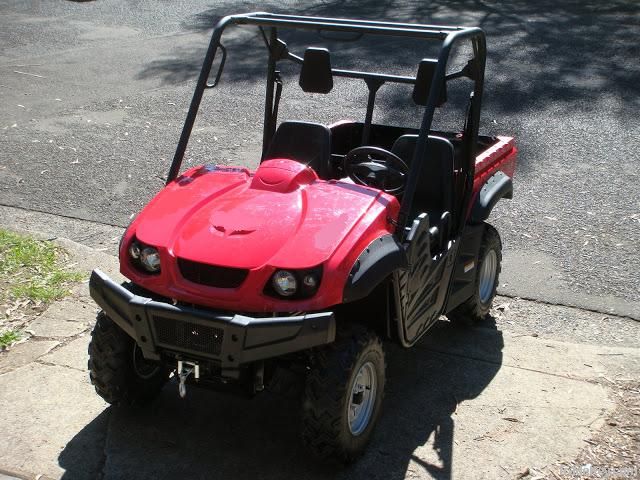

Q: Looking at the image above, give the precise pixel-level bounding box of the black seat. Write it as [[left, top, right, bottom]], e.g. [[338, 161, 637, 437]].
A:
[[391, 134, 454, 228], [264, 121, 332, 179]]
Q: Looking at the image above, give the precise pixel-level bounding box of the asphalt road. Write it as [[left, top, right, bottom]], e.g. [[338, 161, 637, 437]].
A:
[[1, 0, 639, 316]]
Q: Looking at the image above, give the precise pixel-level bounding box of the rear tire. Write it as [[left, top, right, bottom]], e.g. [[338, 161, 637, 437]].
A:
[[448, 223, 502, 325], [301, 324, 385, 463], [88, 311, 168, 406]]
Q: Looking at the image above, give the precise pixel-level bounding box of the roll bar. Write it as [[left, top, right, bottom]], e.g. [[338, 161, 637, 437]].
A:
[[167, 12, 486, 237]]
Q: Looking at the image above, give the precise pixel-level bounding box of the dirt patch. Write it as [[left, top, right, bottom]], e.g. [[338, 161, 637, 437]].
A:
[[546, 380, 640, 480]]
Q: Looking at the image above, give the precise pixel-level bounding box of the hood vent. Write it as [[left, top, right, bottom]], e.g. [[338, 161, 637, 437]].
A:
[[178, 258, 248, 288]]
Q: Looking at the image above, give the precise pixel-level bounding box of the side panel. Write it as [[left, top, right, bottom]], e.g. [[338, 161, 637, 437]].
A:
[[444, 223, 484, 312], [393, 215, 458, 346]]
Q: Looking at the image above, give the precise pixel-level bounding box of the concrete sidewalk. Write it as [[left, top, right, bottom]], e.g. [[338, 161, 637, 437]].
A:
[[0, 238, 638, 480]]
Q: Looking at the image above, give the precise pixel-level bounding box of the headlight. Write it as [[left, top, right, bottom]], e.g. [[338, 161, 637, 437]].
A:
[[302, 273, 318, 288], [127, 238, 161, 274], [128, 242, 141, 259], [266, 267, 322, 299], [272, 270, 297, 297], [139, 246, 161, 273]]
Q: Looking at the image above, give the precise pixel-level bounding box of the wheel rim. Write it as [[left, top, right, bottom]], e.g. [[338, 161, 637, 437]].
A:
[[347, 361, 377, 436], [479, 249, 498, 304], [132, 343, 160, 380]]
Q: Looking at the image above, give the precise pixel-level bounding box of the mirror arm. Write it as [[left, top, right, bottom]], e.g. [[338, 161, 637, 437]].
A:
[[361, 78, 384, 145], [445, 59, 477, 82]]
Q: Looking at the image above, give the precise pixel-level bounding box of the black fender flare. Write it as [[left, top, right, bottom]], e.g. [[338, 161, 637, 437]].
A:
[[470, 171, 513, 223], [342, 234, 407, 303]]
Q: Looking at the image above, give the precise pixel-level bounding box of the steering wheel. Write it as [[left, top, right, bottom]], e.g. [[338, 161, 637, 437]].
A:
[[343, 146, 409, 194]]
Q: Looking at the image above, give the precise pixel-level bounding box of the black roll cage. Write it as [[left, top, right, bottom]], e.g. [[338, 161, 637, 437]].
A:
[[166, 12, 486, 238]]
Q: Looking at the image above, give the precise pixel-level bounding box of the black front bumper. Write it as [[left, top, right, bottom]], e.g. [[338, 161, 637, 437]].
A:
[[89, 269, 336, 372]]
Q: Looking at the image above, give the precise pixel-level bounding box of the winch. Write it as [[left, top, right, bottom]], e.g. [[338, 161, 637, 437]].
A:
[[177, 360, 200, 398]]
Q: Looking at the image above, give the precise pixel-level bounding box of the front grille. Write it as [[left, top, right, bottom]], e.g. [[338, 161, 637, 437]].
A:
[[153, 315, 224, 356], [178, 258, 248, 288]]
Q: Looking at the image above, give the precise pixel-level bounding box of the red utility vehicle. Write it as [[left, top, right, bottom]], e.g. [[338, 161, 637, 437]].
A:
[[88, 13, 517, 462]]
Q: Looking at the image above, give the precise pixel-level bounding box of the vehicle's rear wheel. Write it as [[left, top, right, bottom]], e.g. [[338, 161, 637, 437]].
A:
[[301, 324, 385, 463], [448, 223, 502, 325], [88, 311, 168, 406]]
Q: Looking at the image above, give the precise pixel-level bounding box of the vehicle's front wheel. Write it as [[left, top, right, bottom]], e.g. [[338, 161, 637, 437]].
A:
[[88, 311, 168, 406], [448, 223, 502, 325], [301, 325, 385, 463]]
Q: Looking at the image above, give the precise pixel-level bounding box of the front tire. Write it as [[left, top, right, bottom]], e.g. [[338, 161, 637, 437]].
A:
[[448, 223, 502, 325], [301, 325, 385, 463], [88, 311, 168, 406]]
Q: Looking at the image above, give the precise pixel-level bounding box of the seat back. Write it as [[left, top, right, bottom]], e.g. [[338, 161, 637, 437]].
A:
[[264, 121, 332, 179], [391, 134, 454, 218]]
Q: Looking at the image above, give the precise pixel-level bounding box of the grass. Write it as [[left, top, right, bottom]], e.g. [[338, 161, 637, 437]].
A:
[[0, 330, 20, 348], [0, 229, 84, 303]]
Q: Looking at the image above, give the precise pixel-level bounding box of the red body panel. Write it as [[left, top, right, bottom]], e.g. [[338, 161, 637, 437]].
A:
[[121, 160, 399, 312], [121, 138, 516, 313]]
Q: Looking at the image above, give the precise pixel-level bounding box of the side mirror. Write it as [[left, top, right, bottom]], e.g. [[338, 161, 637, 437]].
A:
[[299, 48, 334, 94], [412, 59, 447, 107]]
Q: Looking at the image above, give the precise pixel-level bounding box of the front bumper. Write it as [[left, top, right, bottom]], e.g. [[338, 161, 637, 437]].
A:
[[89, 269, 336, 373]]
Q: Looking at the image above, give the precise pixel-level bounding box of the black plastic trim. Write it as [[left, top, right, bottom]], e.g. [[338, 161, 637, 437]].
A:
[[89, 269, 336, 373], [343, 234, 408, 303], [470, 171, 513, 223], [177, 258, 249, 288], [444, 222, 484, 312]]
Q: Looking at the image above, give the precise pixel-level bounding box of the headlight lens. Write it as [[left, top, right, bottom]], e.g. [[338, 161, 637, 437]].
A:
[[272, 270, 297, 296], [139, 246, 161, 273], [303, 273, 318, 288], [128, 242, 141, 259]]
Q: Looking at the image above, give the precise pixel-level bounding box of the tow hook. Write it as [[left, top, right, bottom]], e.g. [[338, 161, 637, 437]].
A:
[[177, 360, 200, 398]]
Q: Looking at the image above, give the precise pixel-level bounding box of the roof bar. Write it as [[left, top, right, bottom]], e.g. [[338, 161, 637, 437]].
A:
[[239, 17, 452, 39], [286, 52, 416, 85], [252, 12, 465, 31]]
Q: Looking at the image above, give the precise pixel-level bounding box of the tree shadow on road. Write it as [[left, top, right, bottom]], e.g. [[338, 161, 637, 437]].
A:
[[139, 0, 640, 111], [58, 318, 503, 480], [136, 0, 639, 178]]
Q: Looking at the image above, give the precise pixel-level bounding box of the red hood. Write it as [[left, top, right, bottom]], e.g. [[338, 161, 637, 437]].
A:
[[132, 160, 389, 270]]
